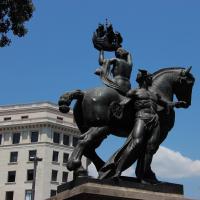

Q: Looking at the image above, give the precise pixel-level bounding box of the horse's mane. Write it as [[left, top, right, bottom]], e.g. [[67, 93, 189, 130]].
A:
[[152, 67, 185, 79]]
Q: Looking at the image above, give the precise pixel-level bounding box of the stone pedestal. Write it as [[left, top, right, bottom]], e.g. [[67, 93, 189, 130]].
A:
[[46, 177, 192, 200]]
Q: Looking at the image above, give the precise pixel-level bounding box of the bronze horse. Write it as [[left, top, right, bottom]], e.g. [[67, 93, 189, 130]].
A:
[[58, 67, 194, 181]]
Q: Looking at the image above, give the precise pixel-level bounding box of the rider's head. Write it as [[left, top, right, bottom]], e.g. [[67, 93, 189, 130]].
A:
[[136, 69, 152, 88], [115, 47, 128, 60]]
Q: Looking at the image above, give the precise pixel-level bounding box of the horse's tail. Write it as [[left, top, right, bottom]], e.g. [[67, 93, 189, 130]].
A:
[[58, 89, 84, 113]]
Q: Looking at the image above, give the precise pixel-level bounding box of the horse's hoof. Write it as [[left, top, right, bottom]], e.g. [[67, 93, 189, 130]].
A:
[[67, 159, 81, 171], [59, 105, 70, 113], [111, 174, 120, 182], [140, 179, 152, 185], [74, 166, 88, 178]]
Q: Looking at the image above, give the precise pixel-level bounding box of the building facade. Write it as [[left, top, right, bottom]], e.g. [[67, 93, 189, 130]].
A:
[[0, 102, 87, 200]]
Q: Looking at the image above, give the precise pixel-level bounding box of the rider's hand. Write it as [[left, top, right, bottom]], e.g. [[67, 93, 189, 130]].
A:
[[175, 101, 188, 108]]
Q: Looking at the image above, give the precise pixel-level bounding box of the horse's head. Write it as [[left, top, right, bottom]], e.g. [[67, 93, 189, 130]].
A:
[[174, 66, 195, 108]]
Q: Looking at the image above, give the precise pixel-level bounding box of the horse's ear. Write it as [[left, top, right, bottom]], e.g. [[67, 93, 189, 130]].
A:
[[185, 66, 192, 74], [181, 66, 192, 76]]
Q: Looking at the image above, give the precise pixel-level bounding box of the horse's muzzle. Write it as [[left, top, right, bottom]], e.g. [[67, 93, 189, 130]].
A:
[[183, 102, 191, 108]]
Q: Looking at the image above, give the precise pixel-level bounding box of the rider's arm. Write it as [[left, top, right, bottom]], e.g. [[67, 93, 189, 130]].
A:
[[157, 94, 175, 108], [99, 50, 105, 65], [157, 94, 187, 108], [127, 53, 133, 66]]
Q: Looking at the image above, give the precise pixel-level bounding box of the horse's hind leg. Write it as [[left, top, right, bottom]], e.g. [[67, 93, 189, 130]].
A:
[[67, 126, 109, 171], [84, 135, 107, 171], [73, 102, 106, 172]]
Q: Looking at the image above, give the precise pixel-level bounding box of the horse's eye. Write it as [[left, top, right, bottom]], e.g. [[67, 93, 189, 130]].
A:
[[179, 77, 186, 84], [181, 71, 186, 77]]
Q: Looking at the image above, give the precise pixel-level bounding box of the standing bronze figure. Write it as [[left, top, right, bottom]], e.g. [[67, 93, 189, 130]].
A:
[[58, 22, 195, 184], [99, 69, 188, 183]]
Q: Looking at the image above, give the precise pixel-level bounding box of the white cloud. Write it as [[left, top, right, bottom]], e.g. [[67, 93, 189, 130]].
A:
[[152, 146, 200, 179], [88, 162, 134, 178], [88, 146, 200, 179], [122, 166, 135, 177], [88, 163, 98, 178]]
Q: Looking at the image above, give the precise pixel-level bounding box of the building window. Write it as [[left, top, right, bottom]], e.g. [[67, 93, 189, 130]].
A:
[[52, 151, 59, 162], [21, 115, 29, 119], [72, 137, 79, 147], [29, 150, 37, 161], [31, 131, 39, 143], [63, 153, 69, 164], [12, 133, 20, 144], [62, 172, 68, 183], [10, 152, 18, 163], [25, 190, 32, 200], [4, 117, 11, 121], [7, 171, 16, 182], [27, 169, 34, 181], [0, 134, 2, 145], [53, 132, 60, 144], [57, 116, 63, 121], [63, 135, 69, 146], [50, 190, 57, 197], [5, 191, 14, 200], [51, 170, 58, 182]]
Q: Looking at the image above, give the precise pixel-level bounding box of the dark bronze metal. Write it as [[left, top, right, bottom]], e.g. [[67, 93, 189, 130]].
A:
[[92, 21, 122, 51], [58, 23, 195, 184], [94, 48, 133, 95]]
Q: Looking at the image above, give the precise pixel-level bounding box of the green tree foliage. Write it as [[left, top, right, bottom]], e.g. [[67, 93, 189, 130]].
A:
[[0, 0, 35, 47]]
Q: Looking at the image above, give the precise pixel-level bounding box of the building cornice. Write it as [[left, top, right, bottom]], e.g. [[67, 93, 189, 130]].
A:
[[0, 102, 73, 117], [0, 116, 77, 128], [0, 101, 57, 109], [0, 121, 79, 134], [0, 141, 75, 151]]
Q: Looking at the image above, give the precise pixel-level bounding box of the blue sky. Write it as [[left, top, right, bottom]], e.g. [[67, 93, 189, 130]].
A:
[[0, 0, 200, 199]]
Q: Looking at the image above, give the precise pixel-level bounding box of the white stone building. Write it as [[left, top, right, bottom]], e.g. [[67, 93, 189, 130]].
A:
[[0, 102, 87, 200]]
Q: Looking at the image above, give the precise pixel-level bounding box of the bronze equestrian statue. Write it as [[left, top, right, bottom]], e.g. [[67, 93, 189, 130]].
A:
[[58, 22, 195, 184]]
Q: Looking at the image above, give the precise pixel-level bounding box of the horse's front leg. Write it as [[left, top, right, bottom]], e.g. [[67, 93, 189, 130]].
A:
[[83, 129, 109, 171], [67, 126, 109, 171]]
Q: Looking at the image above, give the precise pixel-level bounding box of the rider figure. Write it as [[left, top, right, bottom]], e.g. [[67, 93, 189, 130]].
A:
[[95, 47, 133, 95]]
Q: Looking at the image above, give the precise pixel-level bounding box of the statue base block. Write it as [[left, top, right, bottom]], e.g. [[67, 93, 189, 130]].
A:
[[47, 177, 192, 200]]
